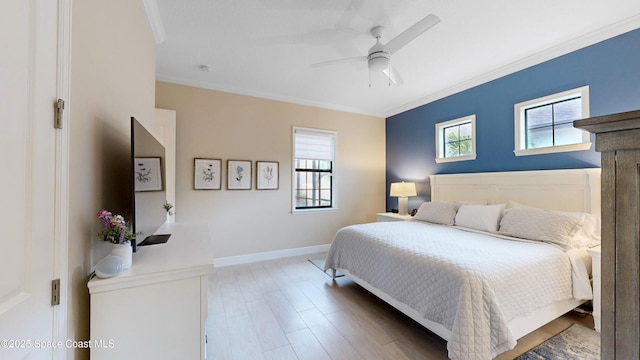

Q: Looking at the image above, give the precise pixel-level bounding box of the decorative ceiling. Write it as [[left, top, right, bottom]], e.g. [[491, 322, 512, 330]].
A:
[[152, 0, 640, 117]]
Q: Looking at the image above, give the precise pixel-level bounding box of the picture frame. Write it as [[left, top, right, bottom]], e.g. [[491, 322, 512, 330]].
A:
[[194, 158, 222, 190], [227, 160, 252, 190], [256, 161, 279, 190], [134, 157, 162, 192]]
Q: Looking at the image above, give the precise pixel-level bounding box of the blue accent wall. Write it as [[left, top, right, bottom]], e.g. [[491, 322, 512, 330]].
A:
[[386, 28, 640, 212]]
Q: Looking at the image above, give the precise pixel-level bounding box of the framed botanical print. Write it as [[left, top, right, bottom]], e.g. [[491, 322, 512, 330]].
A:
[[256, 161, 279, 190], [194, 158, 222, 190], [227, 160, 251, 190]]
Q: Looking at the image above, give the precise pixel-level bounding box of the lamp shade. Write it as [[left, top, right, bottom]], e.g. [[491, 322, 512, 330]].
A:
[[390, 182, 417, 197]]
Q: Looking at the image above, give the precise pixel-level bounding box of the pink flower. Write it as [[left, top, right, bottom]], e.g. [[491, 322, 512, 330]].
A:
[[97, 209, 112, 227], [97, 209, 136, 244]]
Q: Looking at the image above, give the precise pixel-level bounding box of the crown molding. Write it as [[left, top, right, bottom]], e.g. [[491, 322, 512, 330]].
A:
[[142, 0, 165, 45], [386, 14, 640, 118], [155, 75, 384, 118]]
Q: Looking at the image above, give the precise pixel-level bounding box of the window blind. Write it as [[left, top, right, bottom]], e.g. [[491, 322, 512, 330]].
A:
[[294, 128, 335, 161]]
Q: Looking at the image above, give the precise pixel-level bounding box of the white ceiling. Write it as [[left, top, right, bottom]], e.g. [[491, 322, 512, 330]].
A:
[[152, 0, 640, 118]]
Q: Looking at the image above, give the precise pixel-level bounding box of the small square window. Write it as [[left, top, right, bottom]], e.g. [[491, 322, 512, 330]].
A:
[[514, 86, 591, 156], [435, 115, 477, 163]]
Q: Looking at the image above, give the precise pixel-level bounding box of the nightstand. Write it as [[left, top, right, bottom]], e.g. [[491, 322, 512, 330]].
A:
[[376, 212, 413, 222], [587, 245, 601, 332]]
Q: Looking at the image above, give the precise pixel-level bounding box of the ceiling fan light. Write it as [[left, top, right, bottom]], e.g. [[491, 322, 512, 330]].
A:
[[368, 56, 389, 72]]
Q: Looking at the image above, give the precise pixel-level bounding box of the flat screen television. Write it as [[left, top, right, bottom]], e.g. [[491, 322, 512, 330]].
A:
[[130, 117, 170, 251]]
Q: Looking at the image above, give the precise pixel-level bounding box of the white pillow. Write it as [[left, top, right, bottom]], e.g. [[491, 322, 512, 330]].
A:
[[413, 201, 460, 225], [557, 211, 601, 248], [454, 204, 505, 232], [498, 207, 584, 247], [508, 201, 601, 247]]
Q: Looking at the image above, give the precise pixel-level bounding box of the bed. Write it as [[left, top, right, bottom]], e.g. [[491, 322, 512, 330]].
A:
[[324, 168, 601, 360]]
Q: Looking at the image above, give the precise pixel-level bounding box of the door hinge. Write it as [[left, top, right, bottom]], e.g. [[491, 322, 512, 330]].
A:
[[51, 279, 60, 306], [54, 99, 64, 129]]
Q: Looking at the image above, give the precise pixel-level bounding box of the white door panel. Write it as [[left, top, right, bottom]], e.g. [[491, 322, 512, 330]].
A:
[[0, 0, 59, 358]]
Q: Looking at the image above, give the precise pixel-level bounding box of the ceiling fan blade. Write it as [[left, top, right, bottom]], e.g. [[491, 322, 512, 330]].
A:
[[384, 14, 440, 54], [310, 56, 367, 68], [383, 66, 404, 86]]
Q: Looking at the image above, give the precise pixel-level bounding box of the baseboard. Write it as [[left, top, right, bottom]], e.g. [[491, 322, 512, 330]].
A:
[[213, 244, 331, 267]]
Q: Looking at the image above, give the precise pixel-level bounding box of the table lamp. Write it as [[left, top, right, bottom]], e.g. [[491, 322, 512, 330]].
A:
[[390, 182, 417, 216]]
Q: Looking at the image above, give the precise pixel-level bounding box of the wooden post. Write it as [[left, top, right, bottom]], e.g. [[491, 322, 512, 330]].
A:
[[574, 110, 640, 360]]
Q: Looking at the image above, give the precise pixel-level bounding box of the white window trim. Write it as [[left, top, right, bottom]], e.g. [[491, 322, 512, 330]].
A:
[[291, 126, 338, 214], [435, 115, 477, 163], [514, 86, 591, 157]]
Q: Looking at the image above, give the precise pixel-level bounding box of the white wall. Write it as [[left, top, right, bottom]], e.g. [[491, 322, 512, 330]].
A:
[[155, 81, 386, 260], [68, 1, 156, 358]]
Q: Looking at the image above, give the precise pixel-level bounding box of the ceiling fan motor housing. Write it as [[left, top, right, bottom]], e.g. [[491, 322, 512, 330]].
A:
[[368, 40, 390, 71]]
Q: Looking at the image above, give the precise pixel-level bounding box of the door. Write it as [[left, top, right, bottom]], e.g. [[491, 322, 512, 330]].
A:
[[0, 0, 64, 358]]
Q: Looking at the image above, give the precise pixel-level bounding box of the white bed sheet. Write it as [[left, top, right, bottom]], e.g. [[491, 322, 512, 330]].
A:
[[324, 221, 592, 360]]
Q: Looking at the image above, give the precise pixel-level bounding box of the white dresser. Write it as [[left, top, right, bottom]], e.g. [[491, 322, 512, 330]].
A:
[[88, 222, 214, 360], [587, 245, 601, 332], [376, 212, 413, 222]]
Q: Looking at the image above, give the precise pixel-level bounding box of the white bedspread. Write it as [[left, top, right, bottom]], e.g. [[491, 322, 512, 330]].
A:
[[324, 221, 591, 360]]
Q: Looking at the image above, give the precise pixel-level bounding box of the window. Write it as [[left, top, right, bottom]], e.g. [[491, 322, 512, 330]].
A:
[[435, 115, 477, 163], [293, 127, 336, 212], [514, 86, 591, 156]]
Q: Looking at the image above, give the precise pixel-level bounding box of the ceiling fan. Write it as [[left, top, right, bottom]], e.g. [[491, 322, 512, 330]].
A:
[[311, 14, 440, 86]]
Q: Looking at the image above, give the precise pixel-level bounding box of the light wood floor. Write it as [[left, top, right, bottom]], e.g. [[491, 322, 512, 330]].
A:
[[207, 253, 594, 360]]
